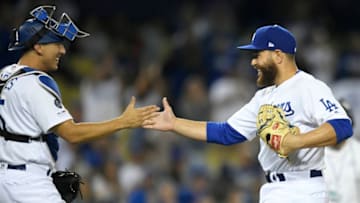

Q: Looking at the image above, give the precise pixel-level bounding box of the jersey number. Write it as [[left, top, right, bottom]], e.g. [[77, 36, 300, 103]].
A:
[[320, 98, 338, 112]]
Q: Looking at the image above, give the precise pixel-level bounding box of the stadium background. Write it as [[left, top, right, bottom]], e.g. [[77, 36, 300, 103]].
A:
[[1, 0, 360, 202]]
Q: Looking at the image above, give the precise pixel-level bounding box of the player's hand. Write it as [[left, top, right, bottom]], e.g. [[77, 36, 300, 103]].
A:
[[279, 128, 301, 156], [143, 97, 176, 131], [120, 96, 159, 128]]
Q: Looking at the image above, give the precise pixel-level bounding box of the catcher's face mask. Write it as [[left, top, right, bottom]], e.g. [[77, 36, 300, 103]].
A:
[[30, 5, 89, 41], [8, 5, 89, 51]]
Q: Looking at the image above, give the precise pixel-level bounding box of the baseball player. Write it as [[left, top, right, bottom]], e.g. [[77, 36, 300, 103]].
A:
[[144, 25, 353, 203], [0, 5, 158, 203]]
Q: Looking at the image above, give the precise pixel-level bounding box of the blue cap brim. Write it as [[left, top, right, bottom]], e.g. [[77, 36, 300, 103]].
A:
[[237, 44, 262, 51]]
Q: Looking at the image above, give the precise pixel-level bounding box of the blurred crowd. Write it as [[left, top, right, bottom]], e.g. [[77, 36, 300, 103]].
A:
[[1, 0, 360, 202]]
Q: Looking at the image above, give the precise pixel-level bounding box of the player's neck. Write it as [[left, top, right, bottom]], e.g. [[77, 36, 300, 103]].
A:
[[275, 62, 298, 86], [17, 52, 45, 71]]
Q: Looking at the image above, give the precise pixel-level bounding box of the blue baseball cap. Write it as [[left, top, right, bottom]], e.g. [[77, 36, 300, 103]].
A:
[[237, 25, 296, 54]]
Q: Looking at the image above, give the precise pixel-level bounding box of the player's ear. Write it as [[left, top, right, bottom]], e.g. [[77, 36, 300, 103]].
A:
[[33, 44, 43, 55], [273, 49, 284, 64]]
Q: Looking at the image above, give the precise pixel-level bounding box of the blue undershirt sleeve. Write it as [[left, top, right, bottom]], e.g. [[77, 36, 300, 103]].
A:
[[206, 122, 247, 145], [327, 119, 353, 143]]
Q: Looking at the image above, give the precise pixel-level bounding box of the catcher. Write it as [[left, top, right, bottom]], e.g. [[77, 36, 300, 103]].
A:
[[145, 25, 353, 203], [0, 5, 158, 203]]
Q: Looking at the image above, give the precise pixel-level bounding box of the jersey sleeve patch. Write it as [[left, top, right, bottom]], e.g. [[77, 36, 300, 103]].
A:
[[37, 74, 62, 101]]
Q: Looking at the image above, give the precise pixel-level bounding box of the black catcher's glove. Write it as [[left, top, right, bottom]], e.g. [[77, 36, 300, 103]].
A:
[[52, 170, 83, 203]]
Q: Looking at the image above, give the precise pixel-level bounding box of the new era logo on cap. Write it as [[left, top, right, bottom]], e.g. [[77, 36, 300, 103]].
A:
[[237, 24, 296, 54]]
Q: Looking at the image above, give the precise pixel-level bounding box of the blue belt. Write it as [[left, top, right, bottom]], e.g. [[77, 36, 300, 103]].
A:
[[7, 164, 26, 170], [265, 169, 322, 183], [7, 164, 52, 176]]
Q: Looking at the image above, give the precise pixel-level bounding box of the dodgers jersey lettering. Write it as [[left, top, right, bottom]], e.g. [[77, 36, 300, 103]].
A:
[[227, 71, 350, 172], [0, 64, 72, 167]]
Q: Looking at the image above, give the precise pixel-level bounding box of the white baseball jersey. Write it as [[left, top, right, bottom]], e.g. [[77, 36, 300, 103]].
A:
[[0, 64, 72, 168], [227, 71, 350, 172]]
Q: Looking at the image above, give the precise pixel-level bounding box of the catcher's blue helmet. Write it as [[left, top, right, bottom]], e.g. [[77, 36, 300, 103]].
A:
[[8, 5, 89, 51]]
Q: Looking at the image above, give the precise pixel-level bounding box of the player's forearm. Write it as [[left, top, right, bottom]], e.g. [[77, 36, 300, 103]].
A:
[[54, 118, 131, 143], [173, 118, 207, 141], [296, 123, 337, 149]]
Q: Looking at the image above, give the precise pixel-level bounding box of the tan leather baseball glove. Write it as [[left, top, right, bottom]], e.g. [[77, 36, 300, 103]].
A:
[[256, 104, 299, 158]]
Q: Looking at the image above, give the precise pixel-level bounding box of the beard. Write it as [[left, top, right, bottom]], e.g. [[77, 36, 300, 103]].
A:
[[256, 61, 277, 87]]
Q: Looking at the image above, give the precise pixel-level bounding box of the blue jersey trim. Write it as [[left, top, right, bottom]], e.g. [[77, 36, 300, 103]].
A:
[[327, 119, 353, 143], [45, 133, 59, 161], [38, 75, 61, 98], [206, 122, 247, 145], [22, 67, 36, 72]]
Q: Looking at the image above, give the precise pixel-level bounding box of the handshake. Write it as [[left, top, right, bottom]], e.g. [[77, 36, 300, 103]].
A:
[[130, 98, 301, 159], [122, 97, 175, 131]]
